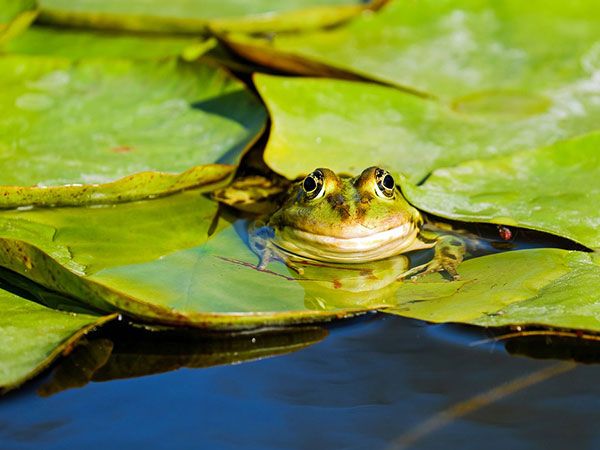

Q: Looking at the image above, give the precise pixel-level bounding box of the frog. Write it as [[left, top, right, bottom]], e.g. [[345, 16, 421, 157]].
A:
[[214, 166, 472, 280]]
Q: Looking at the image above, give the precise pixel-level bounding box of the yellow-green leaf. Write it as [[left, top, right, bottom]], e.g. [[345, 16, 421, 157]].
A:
[[387, 249, 600, 333], [254, 75, 598, 183]]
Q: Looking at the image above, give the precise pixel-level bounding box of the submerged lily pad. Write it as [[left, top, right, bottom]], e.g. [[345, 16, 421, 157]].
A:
[[0, 55, 266, 206], [403, 132, 600, 249], [228, 0, 600, 101], [388, 249, 600, 333], [3, 25, 216, 60], [254, 75, 599, 183], [38, 0, 375, 34], [0, 187, 387, 329], [0, 289, 115, 392], [0, 0, 37, 45]]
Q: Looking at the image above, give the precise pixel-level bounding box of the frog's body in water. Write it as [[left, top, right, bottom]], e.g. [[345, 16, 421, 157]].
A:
[[248, 167, 467, 279]]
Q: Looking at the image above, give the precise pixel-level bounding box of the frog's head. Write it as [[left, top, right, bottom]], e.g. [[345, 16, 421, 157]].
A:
[[268, 167, 424, 262]]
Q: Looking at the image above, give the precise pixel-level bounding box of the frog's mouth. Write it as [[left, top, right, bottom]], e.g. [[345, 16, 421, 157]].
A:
[[273, 222, 431, 263]]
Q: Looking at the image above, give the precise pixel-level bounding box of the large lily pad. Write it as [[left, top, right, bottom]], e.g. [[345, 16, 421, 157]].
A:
[[0, 184, 599, 333], [0, 288, 115, 392], [227, 0, 600, 101], [388, 249, 600, 333], [403, 132, 600, 249], [0, 55, 266, 207], [0, 0, 37, 45], [254, 74, 599, 183], [3, 25, 216, 60], [0, 187, 387, 329], [37, 0, 376, 34]]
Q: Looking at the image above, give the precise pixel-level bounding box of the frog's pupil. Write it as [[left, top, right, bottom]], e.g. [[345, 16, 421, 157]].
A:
[[383, 174, 394, 190], [303, 176, 317, 192]]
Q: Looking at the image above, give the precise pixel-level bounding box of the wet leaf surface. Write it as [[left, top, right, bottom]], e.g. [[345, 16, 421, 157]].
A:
[[254, 75, 599, 183], [37, 0, 374, 34], [404, 132, 600, 249], [228, 0, 600, 100], [388, 249, 600, 332], [0, 289, 115, 392], [0, 55, 265, 206]]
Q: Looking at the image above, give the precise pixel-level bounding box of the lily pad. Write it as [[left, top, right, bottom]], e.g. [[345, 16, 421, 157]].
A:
[[3, 25, 216, 60], [0, 288, 115, 392], [0, 185, 598, 333], [403, 132, 600, 249], [387, 249, 600, 333], [0, 187, 387, 329], [0, 55, 266, 207], [0, 0, 37, 45], [37, 0, 376, 34], [227, 0, 600, 100], [254, 74, 599, 183]]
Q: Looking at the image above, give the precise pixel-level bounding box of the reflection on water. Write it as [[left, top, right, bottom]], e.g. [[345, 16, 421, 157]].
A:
[[2, 315, 600, 449]]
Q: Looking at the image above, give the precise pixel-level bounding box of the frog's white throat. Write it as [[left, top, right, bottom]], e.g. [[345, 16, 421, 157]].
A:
[[272, 222, 430, 263]]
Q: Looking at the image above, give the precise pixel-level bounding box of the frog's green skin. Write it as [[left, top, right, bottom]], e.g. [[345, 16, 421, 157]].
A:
[[248, 167, 467, 280]]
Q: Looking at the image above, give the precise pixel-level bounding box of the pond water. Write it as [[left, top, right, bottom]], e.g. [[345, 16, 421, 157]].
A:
[[1, 313, 599, 450]]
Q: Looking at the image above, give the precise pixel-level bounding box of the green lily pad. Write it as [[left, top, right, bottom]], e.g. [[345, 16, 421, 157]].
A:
[[0, 186, 389, 329], [0, 55, 265, 207], [254, 74, 599, 183], [0, 0, 37, 45], [403, 132, 600, 249], [228, 0, 600, 100], [387, 249, 600, 333], [0, 289, 115, 393], [37, 0, 376, 34], [3, 25, 216, 60], [1, 184, 598, 333]]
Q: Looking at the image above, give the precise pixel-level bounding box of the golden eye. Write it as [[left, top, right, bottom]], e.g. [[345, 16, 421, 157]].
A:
[[374, 168, 395, 198], [302, 169, 325, 200]]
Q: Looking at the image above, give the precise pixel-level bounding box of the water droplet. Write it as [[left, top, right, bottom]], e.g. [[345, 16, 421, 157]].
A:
[[15, 93, 54, 111]]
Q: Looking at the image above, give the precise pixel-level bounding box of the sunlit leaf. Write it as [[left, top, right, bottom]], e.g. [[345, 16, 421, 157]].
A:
[[0, 0, 37, 45], [403, 132, 600, 249], [387, 249, 600, 333], [0, 289, 115, 393], [254, 75, 598, 183], [0, 55, 265, 206], [37, 0, 377, 34], [3, 25, 216, 60], [228, 0, 600, 100]]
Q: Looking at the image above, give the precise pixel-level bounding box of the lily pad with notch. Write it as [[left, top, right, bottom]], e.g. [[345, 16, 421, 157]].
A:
[[0, 55, 266, 207]]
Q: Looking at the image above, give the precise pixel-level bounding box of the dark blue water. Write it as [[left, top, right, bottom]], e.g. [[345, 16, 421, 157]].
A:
[[1, 314, 599, 450]]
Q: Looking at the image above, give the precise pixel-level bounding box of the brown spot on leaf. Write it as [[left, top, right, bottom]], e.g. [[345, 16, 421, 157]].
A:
[[111, 146, 134, 153], [332, 279, 342, 289]]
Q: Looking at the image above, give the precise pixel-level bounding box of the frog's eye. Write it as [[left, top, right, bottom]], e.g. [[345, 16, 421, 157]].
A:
[[302, 169, 325, 200], [374, 168, 395, 198]]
